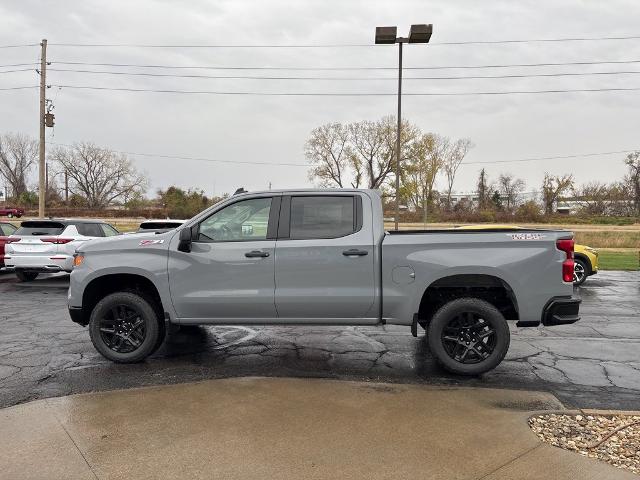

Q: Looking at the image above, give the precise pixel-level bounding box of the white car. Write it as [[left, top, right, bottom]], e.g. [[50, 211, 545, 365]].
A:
[[5, 219, 119, 281]]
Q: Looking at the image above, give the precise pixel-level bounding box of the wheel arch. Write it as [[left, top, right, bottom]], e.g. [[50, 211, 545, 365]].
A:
[[417, 274, 519, 326], [573, 253, 592, 275], [82, 273, 164, 326]]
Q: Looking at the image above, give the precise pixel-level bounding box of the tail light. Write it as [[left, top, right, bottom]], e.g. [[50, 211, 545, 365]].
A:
[[41, 237, 74, 244], [556, 238, 575, 283]]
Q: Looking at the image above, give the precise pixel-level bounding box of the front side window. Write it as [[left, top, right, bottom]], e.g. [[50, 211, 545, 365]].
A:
[[290, 196, 355, 240], [198, 197, 272, 242]]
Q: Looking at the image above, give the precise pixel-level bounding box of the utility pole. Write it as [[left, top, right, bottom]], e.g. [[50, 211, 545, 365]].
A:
[[395, 41, 403, 231], [38, 39, 47, 218], [64, 170, 69, 205]]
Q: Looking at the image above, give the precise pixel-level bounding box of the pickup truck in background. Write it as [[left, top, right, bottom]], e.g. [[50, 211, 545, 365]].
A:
[[68, 189, 580, 375], [0, 206, 24, 218]]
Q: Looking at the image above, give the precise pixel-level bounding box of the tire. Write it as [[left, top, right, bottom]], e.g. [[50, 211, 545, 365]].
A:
[[16, 271, 39, 282], [427, 297, 510, 376], [573, 258, 589, 286], [7, 213, 13, 218], [88, 291, 161, 363]]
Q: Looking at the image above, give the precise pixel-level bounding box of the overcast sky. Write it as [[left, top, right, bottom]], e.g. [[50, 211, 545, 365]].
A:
[[1, 0, 639, 198]]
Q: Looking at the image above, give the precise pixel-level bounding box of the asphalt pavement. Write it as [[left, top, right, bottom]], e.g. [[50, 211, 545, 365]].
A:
[[0, 270, 638, 410]]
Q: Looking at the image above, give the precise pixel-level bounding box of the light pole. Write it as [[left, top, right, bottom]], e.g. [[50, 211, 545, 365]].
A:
[[375, 24, 432, 230]]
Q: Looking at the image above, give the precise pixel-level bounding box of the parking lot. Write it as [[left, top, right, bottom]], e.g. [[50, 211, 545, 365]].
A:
[[0, 270, 638, 410]]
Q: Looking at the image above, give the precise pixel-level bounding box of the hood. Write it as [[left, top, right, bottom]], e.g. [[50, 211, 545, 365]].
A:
[[78, 229, 177, 253]]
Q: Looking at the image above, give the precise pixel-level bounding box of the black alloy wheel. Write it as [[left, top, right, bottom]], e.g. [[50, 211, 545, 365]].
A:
[[441, 312, 497, 364], [98, 304, 147, 354], [89, 291, 161, 363], [427, 297, 510, 375]]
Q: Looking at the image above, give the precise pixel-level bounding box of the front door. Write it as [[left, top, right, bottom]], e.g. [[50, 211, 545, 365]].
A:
[[274, 194, 376, 322], [168, 195, 279, 322]]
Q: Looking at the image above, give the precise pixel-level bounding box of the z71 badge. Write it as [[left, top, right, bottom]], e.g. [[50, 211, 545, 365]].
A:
[[139, 239, 165, 246], [508, 233, 546, 240]]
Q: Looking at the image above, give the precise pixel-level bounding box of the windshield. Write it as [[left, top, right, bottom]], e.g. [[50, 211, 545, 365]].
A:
[[14, 221, 65, 236]]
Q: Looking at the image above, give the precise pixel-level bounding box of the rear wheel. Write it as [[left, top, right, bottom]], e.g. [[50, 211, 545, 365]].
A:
[[16, 271, 39, 282], [573, 258, 588, 286], [89, 291, 161, 363], [7, 213, 13, 218], [427, 297, 510, 376]]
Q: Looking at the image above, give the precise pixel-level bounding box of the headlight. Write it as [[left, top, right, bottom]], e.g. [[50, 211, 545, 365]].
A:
[[73, 254, 85, 267]]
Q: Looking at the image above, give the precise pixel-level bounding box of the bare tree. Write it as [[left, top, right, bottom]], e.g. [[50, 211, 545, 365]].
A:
[[50, 142, 147, 208], [624, 151, 640, 216], [0, 132, 38, 199], [348, 116, 418, 189], [403, 133, 447, 222], [572, 181, 613, 215], [443, 138, 473, 209], [305, 123, 350, 188], [497, 173, 526, 211], [541, 173, 574, 215]]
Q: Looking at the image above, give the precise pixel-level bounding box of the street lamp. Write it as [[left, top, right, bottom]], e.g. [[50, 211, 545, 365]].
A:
[[375, 24, 432, 230]]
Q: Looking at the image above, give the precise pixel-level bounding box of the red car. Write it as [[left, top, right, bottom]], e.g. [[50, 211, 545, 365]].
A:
[[0, 221, 17, 268], [0, 206, 24, 218]]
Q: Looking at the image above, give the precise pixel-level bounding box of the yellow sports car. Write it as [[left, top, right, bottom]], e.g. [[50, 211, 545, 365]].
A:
[[454, 225, 598, 286]]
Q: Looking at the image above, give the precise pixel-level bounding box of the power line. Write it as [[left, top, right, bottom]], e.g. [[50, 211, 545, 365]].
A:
[[48, 142, 637, 169], [44, 67, 640, 81], [0, 85, 38, 91], [49, 84, 640, 96], [0, 68, 37, 74], [0, 62, 40, 68], [0, 43, 39, 49], [49, 58, 640, 71], [49, 142, 309, 167], [463, 149, 639, 165], [45, 34, 640, 48]]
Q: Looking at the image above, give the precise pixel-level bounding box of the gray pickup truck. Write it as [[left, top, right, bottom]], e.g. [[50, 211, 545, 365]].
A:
[[68, 189, 580, 375]]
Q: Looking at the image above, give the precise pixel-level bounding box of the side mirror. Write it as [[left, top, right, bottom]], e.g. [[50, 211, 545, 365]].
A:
[[178, 227, 193, 253]]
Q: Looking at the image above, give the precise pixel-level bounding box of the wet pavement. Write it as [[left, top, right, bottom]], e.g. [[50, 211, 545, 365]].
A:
[[0, 270, 638, 410]]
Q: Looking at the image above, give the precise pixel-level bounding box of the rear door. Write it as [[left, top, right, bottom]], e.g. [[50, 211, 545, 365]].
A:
[[274, 193, 376, 322]]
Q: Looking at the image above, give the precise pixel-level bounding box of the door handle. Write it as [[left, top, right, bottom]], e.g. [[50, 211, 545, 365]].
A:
[[245, 250, 270, 258], [342, 249, 368, 257]]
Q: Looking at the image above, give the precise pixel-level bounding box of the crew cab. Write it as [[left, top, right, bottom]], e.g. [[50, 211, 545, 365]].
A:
[[68, 189, 580, 375], [0, 221, 17, 268], [0, 206, 24, 218], [6, 219, 119, 281]]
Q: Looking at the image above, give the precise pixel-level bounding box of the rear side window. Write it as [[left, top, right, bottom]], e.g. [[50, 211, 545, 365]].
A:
[[289, 196, 356, 240], [14, 221, 65, 236], [76, 223, 104, 237], [100, 224, 119, 237], [1, 224, 16, 235]]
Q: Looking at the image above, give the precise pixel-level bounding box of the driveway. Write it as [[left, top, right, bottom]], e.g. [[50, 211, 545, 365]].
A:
[[0, 270, 638, 409]]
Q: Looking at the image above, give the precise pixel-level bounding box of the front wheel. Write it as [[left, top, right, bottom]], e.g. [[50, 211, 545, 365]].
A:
[[89, 291, 162, 363], [573, 258, 588, 286], [7, 213, 13, 218], [427, 297, 510, 376]]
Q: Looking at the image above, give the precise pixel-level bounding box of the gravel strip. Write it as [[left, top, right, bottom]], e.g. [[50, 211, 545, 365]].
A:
[[529, 413, 640, 475]]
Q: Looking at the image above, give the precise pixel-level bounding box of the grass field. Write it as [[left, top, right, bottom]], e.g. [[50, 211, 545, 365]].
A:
[[597, 249, 639, 271]]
